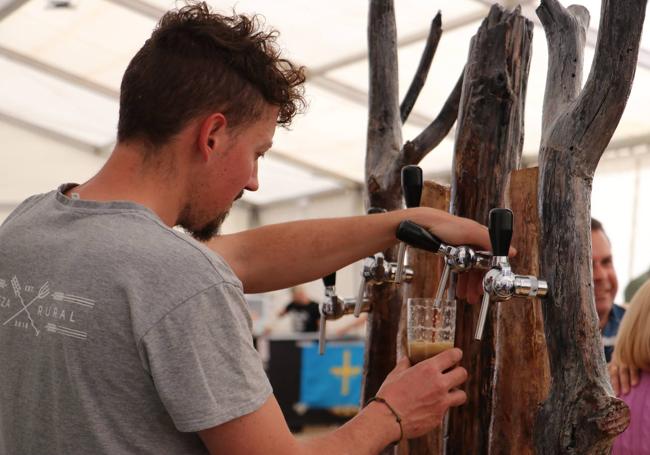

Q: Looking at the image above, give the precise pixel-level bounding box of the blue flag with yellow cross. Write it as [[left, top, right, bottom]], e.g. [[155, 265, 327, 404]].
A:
[[299, 341, 364, 408]]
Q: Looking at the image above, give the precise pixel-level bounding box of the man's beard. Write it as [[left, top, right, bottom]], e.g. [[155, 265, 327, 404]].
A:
[[179, 190, 244, 242], [187, 210, 230, 241]]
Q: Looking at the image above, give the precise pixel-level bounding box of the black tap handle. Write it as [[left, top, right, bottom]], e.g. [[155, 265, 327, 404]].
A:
[[368, 207, 387, 214], [401, 165, 423, 208], [488, 208, 513, 257], [323, 273, 336, 287], [396, 220, 443, 253]]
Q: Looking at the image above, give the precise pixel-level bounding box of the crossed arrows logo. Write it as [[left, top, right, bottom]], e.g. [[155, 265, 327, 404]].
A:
[[2, 276, 50, 336]]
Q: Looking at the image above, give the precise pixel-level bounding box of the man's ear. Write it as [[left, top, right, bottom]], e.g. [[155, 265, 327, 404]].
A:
[[197, 113, 228, 161]]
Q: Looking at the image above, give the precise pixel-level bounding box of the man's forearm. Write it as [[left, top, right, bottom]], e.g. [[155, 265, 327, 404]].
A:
[[208, 207, 441, 293], [297, 402, 399, 455]]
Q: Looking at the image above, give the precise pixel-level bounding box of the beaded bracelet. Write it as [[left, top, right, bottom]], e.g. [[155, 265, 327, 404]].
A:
[[366, 396, 403, 445]]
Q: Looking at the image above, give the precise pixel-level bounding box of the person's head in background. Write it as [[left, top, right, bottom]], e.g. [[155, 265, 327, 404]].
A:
[[613, 279, 650, 372], [290, 287, 311, 305], [592, 218, 619, 329]]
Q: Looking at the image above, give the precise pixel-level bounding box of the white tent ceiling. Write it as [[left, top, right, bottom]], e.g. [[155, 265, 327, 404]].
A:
[[1, 0, 649, 209]]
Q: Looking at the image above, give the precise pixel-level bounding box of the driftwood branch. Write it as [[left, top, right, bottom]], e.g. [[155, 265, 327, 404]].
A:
[[366, 0, 403, 209], [534, 0, 647, 453], [537, 1, 590, 135], [552, 0, 648, 172], [364, 6, 405, 455], [446, 5, 532, 453], [400, 12, 442, 123], [401, 71, 464, 166], [489, 167, 550, 455]]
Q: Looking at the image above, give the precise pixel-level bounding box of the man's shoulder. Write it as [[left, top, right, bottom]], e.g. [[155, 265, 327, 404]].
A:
[[603, 303, 627, 338], [1, 192, 52, 226], [119, 223, 241, 287]]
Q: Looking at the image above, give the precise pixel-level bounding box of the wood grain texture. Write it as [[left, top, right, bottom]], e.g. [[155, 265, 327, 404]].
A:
[[446, 5, 532, 455], [396, 181, 450, 455], [534, 0, 647, 453], [488, 167, 550, 455], [364, 5, 407, 455]]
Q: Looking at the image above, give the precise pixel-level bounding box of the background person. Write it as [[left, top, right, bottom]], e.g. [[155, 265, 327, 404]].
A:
[[611, 279, 650, 454], [591, 218, 626, 362], [269, 287, 321, 333], [625, 267, 650, 303], [593, 217, 643, 395]]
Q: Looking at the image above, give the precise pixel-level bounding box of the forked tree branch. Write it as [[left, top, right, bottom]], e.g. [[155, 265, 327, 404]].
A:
[[400, 70, 463, 166], [400, 12, 442, 123], [537, 0, 590, 137], [535, 0, 647, 452]]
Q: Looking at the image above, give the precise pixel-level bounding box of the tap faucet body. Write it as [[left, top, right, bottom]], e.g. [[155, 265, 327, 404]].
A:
[[474, 209, 548, 340], [319, 273, 372, 354]]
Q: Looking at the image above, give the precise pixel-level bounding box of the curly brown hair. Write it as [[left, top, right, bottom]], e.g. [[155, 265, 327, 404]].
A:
[[117, 2, 306, 148]]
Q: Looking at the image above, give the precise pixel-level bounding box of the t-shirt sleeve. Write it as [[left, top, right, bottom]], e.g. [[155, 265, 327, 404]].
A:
[[1, 193, 47, 227], [139, 282, 272, 432]]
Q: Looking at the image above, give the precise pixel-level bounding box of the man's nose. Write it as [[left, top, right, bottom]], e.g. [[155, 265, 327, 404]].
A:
[[593, 262, 606, 281], [245, 165, 259, 192]]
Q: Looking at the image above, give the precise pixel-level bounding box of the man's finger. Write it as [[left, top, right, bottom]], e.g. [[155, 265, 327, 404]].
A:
[[442, 366, 468, 389], [446, 389, 467, 407], [427, 348, 463, 372], [393, 356, 411, 373]]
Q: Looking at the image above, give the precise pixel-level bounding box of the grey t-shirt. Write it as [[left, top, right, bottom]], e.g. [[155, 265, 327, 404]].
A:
[[0, 185, 272, 454]]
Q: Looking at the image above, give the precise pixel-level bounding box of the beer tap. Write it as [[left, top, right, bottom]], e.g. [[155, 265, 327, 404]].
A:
[[319, 272, 371, 354], [395, 220, 492, 301], [474, 208, 548, 340], [353, 165, 421, 317], [354, 207, 414, 317], [394, 165, 423, 284]]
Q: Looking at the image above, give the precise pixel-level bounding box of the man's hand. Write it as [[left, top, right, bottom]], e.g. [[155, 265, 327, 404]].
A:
[[608, 361, 640, 396], [371, 349, 468, 439], [409, 208, 516, 305]]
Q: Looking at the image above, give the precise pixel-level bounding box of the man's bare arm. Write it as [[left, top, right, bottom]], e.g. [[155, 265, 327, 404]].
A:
[[199, 349, 467, 455], [208, 207, 492, 295]]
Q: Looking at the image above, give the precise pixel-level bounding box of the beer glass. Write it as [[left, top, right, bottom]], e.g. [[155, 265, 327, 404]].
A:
[[407, 297, 456, 364]]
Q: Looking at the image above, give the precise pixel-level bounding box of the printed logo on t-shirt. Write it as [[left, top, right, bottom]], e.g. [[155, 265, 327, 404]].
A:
[[291, 311, 309, 332], [0, 275, 95, 341]]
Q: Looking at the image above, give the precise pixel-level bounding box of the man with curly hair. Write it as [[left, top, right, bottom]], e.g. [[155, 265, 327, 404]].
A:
[[0, 3, 494, 454]]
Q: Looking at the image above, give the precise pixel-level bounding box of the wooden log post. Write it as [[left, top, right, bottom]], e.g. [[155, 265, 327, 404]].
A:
[[396, 182, 450, 455], [363, 0, 461, 431], [364, 3, 464, 454], [446, 5, 532, 455], [488, 167, 550, 455], [534, 0, 647, 453], [364, 0, 403, 405]]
